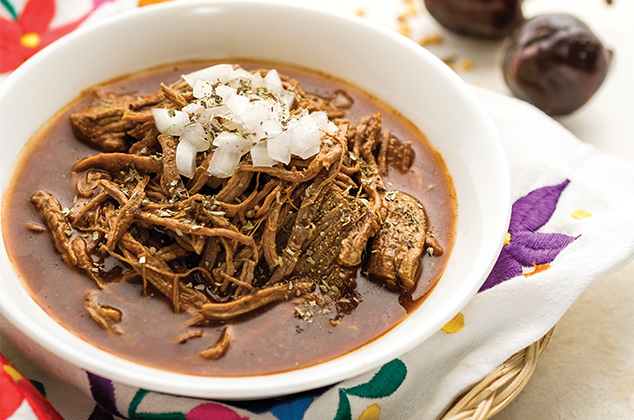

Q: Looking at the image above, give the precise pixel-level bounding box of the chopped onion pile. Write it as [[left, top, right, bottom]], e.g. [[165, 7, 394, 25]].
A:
[[151, 64, 339, 178]]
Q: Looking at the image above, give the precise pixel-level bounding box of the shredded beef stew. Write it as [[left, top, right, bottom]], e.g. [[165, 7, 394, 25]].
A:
[[3, 62, 456, 375]]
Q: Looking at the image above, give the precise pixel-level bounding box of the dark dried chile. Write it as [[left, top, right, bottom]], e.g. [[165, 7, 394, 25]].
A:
[[424, 0, 524, 39], [502, 13, 612, 116]]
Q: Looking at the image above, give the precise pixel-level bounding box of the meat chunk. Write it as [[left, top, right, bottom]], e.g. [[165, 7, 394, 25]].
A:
[[70, 93, 141, 152], [70, 88, 169, 153], [366, 191, 435, 291], [290, 186, 375, 300]]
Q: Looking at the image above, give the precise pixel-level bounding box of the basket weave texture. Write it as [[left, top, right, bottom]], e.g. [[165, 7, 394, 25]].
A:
[[440, 328, 555, 420]]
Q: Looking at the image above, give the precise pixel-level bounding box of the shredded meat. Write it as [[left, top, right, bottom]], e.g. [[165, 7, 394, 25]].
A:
[[73, 153, 162, 174], [198, 328, 231, 360], [158, 134, 188, 200], [174, 329, 204, 344], [85, 291, 123, 334], [31, 65, 443, 362], [30, 191, 105, 288], [199, 282, 314, 322]]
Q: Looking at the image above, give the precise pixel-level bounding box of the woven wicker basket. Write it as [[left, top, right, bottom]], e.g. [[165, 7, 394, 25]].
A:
[[440, 328, 555, 420]]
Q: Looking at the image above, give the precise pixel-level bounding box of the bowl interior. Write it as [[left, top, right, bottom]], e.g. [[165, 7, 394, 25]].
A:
[[0, 0, 510, 399]]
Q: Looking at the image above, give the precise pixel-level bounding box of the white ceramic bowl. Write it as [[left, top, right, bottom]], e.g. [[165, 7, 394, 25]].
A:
[[0, 0, 510, 400]]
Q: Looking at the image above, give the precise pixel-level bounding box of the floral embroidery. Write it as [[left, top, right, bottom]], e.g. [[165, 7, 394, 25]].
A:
[[87, 372, 123, 419], [480, 180, 579, 291], [441, 312, 465, 334], [86, 372, 251, 420], [187, 403, 249, 420], [83, 363, 406, 420], [571, 209, 592, 220], [523, 262, 551, 277], [0, 0, 115, 74], [224, 386, 329, 420], [0, 353, 63, 420], [357, 404, 381, 420], [128, 389, 185, 420], [334, 359, 407, 420]]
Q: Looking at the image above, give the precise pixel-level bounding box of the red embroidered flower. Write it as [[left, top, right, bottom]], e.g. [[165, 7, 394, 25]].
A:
[[0, 0, 90, 73], [0, 353, 63, 420]]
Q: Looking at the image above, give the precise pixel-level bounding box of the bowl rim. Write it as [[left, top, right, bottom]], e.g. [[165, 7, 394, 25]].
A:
[[0, 0, 511, 400]]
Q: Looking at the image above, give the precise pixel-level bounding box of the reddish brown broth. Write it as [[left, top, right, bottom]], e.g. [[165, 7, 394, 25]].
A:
[[1, 61, 456, 376]]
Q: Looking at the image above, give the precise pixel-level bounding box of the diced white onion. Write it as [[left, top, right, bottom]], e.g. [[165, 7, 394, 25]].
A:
[[218, 114, 244, 131], [215, 85, 235, 102], [151, 108, 189, 136], [240, 100, 273, 132], [208, 146, 243, 178], [175, 139, 197, 178], [280, 90, 295, 110], [250, 72, 266, 89], [224, 92, 250, 115], [264, 69, 284, 94], [310, 111, 338, 134], [213, 131, 252, 154], [250, 142, 276, 167], [192, 80, 214, 99], [180, 122, 209, 152], [287, 114, 322, 159], [229, 67, 253, 82], [201, 105, 229, 121], [151, 64, 342, 178], [182, 102, 203, 115], [253, 119, 283, 141], [267, 132, 291, 164], [182, 64, 235, 87]]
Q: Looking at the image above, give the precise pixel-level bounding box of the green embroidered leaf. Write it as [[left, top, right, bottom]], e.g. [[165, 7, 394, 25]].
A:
[[342, 359, 407, 399], [129, 389, 187, 420], [132, 414, 187, 420], [333, 388, 352, 420], [1, 0, 18, 20]]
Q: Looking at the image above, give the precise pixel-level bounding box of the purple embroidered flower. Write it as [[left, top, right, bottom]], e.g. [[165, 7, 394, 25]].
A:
[[480, 180, 579, 291], [87, 372, 123, 419]]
